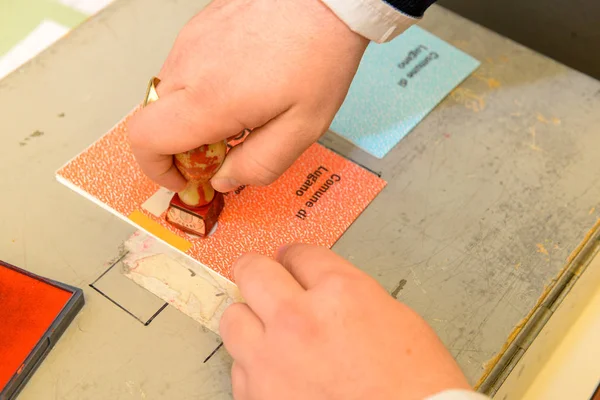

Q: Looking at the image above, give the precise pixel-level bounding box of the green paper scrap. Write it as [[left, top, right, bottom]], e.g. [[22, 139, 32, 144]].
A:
[[0, 0, 87, 57]]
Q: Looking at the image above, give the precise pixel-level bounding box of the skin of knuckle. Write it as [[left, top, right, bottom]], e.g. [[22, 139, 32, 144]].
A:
[[185, 77, 222, 105], [126, 118, 145, 149], [273, 301, 317, 341], [286, 118, 322, 143], [311, 116, 334, 139], [323, 271, 380, 305], [172, 24, 199, 53], [294, 101, 336, 136], [279, 248, 304, 271], [233, 253, 260, 282], [253, 170, 278, 186], [219, 304, 241, 336], [320, 271, 354, 294], [230, 362, 249, 400], [231, 362, 244, 388], [246, 156, 280, 186]]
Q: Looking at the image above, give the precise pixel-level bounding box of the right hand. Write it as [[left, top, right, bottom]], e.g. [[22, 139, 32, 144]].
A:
[[127, 0, 369, 193], [220, 244, 472, 400]]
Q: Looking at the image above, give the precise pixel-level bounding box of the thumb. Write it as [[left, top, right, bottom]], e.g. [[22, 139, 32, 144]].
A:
[[211, 112, 321, 192], [127, 85, 244, 192]]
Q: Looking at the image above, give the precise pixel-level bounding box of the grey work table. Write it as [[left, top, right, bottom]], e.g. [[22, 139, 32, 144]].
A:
[[2, 0, 600, 398]]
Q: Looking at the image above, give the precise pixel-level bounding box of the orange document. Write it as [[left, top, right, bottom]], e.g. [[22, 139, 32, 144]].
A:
[[57, 110, 386, 281]]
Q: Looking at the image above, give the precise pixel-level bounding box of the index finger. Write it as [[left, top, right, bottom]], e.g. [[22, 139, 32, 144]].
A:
[[129, 146, 187, 192], [276, 243, 363, 289], [126, 80, 244, 190], [128, 88, 244, 155]]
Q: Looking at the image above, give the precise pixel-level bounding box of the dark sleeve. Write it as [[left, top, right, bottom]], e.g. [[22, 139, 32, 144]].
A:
[[383, 0, 437, 18]]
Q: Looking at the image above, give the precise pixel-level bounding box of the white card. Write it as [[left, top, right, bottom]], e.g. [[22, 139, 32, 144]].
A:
[[0, 20, 69, 79]]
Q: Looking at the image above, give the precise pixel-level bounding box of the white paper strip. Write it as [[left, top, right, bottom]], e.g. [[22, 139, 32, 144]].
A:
[[141, 187, 175, 217]]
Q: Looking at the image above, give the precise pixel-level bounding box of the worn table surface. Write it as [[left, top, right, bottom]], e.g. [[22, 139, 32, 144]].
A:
[[1, 0, 600, 398]]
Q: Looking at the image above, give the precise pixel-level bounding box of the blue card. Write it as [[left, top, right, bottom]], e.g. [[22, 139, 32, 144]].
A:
[[329, 25, 480, 158]]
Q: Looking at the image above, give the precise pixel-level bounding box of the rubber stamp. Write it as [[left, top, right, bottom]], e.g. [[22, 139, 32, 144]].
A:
[[143, 77, 226, 237]]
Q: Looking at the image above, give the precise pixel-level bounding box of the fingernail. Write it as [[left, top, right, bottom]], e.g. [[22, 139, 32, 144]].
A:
[[211, 177, 241, 193], [274, 243, 290, 260], [170, 182, 187, 193], [162, 179, 185, 193]]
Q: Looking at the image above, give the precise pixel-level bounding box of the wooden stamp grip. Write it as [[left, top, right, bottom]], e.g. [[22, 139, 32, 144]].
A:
[[143, 77, 227, 208]]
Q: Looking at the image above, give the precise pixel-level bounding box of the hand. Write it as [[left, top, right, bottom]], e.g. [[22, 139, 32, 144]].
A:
[[127, 0, 368, 193], [220, 244, 472, 400]]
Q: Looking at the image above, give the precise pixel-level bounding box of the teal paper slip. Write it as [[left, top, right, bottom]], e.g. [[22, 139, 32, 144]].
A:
[[329, 25, 480, 159]]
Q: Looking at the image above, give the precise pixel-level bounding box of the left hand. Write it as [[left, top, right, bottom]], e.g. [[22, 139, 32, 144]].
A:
[[219, 243, 471, 400]]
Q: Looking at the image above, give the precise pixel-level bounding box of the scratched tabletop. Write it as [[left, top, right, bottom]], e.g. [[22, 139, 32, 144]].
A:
[[1, 1, 600, 398]]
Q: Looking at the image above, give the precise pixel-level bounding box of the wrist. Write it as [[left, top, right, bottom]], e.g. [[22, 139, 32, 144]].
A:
[[301, 0, 371, 53], [318, 0, 419, 43]]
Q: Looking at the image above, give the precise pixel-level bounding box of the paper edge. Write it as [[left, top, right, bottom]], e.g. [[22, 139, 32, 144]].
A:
[[55, 174, 237, 287]]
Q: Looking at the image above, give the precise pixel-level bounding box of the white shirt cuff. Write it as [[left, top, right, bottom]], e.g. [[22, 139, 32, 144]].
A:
[[425, 389, 491, 400], [319, 0, 418, 43]]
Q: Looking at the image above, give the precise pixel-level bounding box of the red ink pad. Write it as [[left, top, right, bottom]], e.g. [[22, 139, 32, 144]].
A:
[[0, 261, 84, 399]]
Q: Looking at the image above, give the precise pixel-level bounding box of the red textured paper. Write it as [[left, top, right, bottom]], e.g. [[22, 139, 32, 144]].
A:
[[57, 109, 386, 281], [0, 265, 71, 390]]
